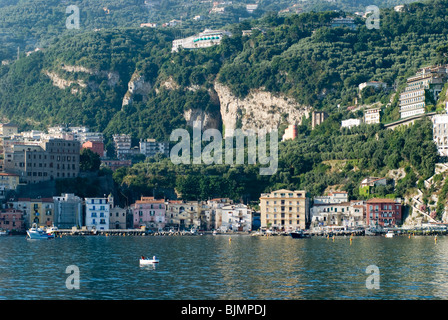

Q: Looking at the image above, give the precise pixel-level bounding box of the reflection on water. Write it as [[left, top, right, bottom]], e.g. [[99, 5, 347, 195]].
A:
[[1, 235, 448, 299]]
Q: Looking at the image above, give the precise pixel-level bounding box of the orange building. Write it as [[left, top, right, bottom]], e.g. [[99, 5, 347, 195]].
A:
[[82, 141, 104, 157]]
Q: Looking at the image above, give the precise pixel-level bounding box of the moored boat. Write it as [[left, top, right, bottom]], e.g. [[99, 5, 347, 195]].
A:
[[385, 231, 395, 238], [290, 230, 311, 239], [26, 223, 55, 240]]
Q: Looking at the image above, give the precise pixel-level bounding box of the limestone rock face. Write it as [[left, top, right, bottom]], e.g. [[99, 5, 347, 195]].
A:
[[122, 72, 152, 107], [183, 108, 221, 130], [214, 81, 311, 136]]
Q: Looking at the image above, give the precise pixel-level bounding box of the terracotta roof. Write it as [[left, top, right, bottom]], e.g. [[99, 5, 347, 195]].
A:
[[366, 198, 399, 203]]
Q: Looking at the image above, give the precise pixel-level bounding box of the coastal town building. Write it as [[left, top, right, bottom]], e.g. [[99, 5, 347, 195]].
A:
[[113, 134, 132, 160], [16, 198, 54, 228], [313, 191, 348, 204], [82, 141, 105, 158], [3, 138, 80, 184], [358, 81, 387, 93], [364, 106, 381, 124], [0, 208, 24, 233], [282, 124, 297, 141], [208, 198, 233, 231], [432, 113, 448, 157], [219, 203, 252, 232], [341, 118, 361, 129], [172, 29, 232, 52], [100, 159, 132, 171], [399, 65, 448, 119], [310, 197, 366, 231], [0, 172, 19, 192], [366, 198, 402, 228], [330, 17, 357, 29], [139, 139, 169, 158], [109, 203, 130, 229], [53, 193, 83, 229], [259, 189, 310, 231], [131, 196, 166, 230], [359, 177, 389, 196], [0, 123, 18, 136], [85, 196, 112, 231]]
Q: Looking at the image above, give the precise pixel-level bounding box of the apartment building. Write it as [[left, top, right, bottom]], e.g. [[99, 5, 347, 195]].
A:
[[219, 203, 252, 232], [399, 65, 447, 119], [432, 114, 448, 156], [131, 196, 166, 230], [3, 138, 80, 184], [364, 107, 381, 124], [139, 139, 169, 158], [172, 29, 232, 52], [366, 198, 402, 228], [259, 189, 310, 231], [85, 196, 112, 231]]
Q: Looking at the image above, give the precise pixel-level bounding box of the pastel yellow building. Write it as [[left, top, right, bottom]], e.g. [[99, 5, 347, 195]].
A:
[[19, 198, 55, 228], [259, 189, 310, 231]]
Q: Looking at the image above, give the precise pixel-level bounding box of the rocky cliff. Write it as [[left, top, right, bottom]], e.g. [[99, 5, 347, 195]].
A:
[[213, 81, 311, 136]]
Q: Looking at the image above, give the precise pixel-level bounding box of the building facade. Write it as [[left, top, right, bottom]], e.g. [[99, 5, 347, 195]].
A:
[[82, 141, 105, 157], [172, 29, 232, 52], [85, 197, 111, 230], [139, 139, 169, 158], [3, 138, 80, 184], [219, 204, 252, 232], [399, 66, 447, 119], [366, 198, 402, 228], [0, 208, 24, 233], [53, 193, 83, 229], [432, 114, 448, 157], [131, 196, 166, 230], [259, 189, 310, 231], [364, 107, 381, 124]]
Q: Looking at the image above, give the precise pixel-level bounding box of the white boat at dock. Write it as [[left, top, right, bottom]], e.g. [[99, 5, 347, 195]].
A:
[[385, 231, 395, 238], [26, 223, 55, 240]]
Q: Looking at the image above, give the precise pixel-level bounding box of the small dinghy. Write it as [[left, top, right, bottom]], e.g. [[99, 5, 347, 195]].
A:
[[139, 255, 159, 265]]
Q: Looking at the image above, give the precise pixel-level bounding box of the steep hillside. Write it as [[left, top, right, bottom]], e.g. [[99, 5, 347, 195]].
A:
[[0, 0, 447, 148]]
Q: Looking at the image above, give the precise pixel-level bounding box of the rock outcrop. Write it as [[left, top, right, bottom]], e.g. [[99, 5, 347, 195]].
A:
[[122, 72, 153, 107], [213, 81, 311, 136]]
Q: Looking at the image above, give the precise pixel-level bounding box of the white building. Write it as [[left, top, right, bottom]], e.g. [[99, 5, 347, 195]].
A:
[[85, 196, 112, 230], [341, 118, 361, 129], [139, 139, 169, 158], [172, 29, 232, 52], [246, 4, 258, 13], [310, 200, 366, 231], [364, 107, 381, 124], [399, 66, 447, 119], [313, 191, 348, 205], [219, 204, 252, 232], [358, 81, 387, 92], [433, 114, 448, 156]]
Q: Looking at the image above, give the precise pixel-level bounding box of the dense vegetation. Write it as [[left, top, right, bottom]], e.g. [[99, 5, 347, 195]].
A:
[[111, 117, 437, 205], [0, 0, 420, 61], [0, 0, 445, 206]]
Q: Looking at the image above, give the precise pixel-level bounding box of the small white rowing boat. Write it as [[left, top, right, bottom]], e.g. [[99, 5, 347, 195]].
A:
[[139, 256, 159, 265]]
